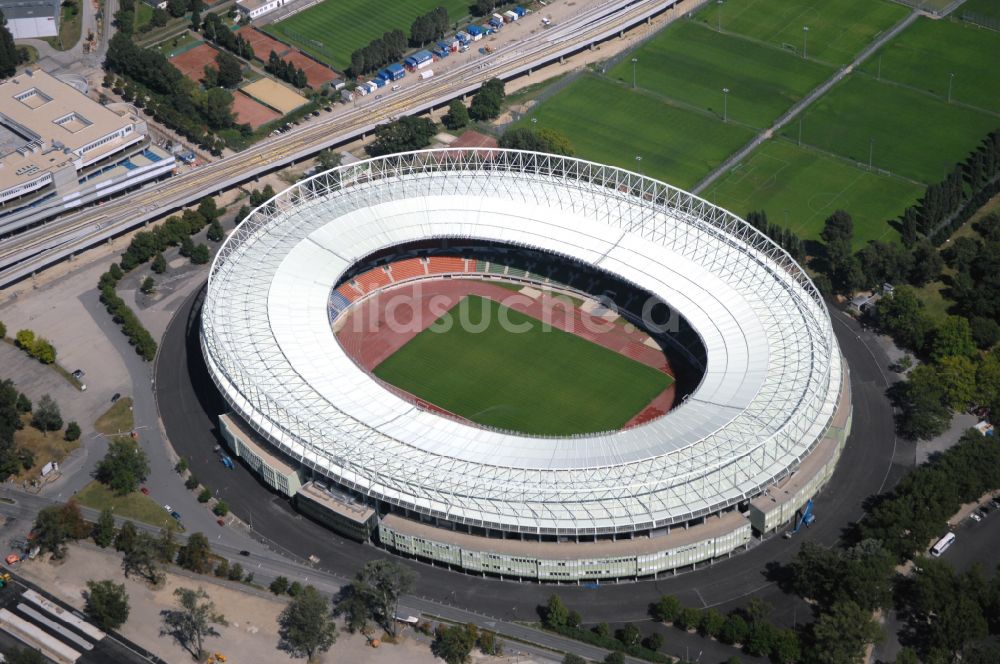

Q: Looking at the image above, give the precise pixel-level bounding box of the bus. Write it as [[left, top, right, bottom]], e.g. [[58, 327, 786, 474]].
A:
[[931, 532, 956, 556]]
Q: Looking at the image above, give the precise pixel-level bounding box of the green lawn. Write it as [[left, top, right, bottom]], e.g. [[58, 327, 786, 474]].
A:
[[264, 0, 471, 70], [94, 398, 135, 436], [76, 481, 179, 530], [519, 75, 755, 190], [373, 296, 672, 436], [703, 139, 923, 247], [962, 0, 1000, 20], [779, 74, 999, 183], [695, 0, 909, 66], [135, 2, 153, 29], [858, 17, 1000, 114], [605, 21, 834, 129]]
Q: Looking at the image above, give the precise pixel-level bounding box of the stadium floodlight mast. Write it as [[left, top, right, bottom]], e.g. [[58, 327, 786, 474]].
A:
[[635, 154, 642, 174], [948, 72, 955, 103], [716, 0, 723, 31], [869, 137, 875, 171], [722, 87, 730, 123], [802, 26, 809, 59], [631, 57, 638, 89]]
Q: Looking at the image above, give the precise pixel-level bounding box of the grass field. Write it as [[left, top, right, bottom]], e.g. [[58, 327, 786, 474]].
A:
[[265, 0, 471, 70], [858, 17, 1000, 114], [962, 0, 1000, 20], [778, 74, 999, 183], [13, 414, 80, 483], [703, 140, 923, 247], [606, 21, 834, 129], [695, 0, 909, 66], [373, 296, 672, 436], [520, 75, 754, 189], [94, 398, 134, 436], [76, 481, 179, 530]]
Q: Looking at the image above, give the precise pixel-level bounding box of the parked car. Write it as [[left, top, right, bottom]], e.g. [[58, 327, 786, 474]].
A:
[[71, 369, 84, 379], [170, 511, 182, 521], [111, 393, 121, 403], [140, 486, 149, 495], [163, 504, 172, 512], [238, 550, 250, 557], [970, 512, 982, 522]]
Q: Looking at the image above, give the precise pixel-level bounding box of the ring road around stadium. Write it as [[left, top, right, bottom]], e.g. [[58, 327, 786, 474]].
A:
[[201, 149, 852, 582]]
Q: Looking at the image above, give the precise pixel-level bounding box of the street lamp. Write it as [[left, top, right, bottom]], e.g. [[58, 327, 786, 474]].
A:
[[948, 72, 955, 103], [631, 57, 638, 89], [716, 0, 723, 31], [802, 26, 809, 59], [722, 87, 730, 123], [868, 137, 875, 171], [635, 154, 642, 175]]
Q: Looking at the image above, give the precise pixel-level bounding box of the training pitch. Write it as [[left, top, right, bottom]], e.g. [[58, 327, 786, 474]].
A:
[[608, 20, 834, 129], [372, 296, 674, 436], [264, 0, 470, 70]]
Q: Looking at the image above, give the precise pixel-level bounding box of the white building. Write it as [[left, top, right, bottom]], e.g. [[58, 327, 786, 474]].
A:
[[0, 69, 176, 234], [0, 0, 59, 39], [235, 0, 283, 20]]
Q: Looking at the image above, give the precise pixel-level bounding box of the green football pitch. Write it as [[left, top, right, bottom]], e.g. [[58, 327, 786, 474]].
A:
[[518, 74, 755, 190], [858, 17, 1000, 114], [372, 296, 674, 436], [703, 140, 923, 248], [607, 20, 834, 129], [264, 0, 470, 70], [695, 0, 909, 66]]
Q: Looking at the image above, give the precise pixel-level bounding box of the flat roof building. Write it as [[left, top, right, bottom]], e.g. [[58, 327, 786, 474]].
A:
[[0, 0, 59, 39], [235, 0, 284, 20], [0, 69, 176, 235]]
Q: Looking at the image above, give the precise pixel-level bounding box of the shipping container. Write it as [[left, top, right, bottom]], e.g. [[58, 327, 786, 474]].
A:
[[420, 69, 434, 80], [504, 10, 518, 22], [514, 5, 528, 16]]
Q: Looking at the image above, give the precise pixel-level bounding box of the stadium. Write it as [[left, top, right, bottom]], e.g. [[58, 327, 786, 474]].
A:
[[200, 149, 852, 581]]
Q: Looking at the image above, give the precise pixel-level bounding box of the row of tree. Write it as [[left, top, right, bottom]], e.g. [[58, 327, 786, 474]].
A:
[[12, 328, 57, 365], [201, 13, 254, 61], [410, 6, 450, 46], [266, 50, 308, 89], [499, 126, 575, 156], [0, 10, 32, 78], [203, 49, 244, 89], [348, 29, 407, 77], [98, 266, 159, 361]]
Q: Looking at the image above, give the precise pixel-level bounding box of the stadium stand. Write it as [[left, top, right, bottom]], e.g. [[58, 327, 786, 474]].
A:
[[336, 284, 359, 302], [476, 259, 489, 272], [426, 256, 465, 274], [390, 258, 426, 281], [507, 266, 527, 278], [355, 267, 391, 293], [488, 262, 507, 275], [328, 291, 351, 319]]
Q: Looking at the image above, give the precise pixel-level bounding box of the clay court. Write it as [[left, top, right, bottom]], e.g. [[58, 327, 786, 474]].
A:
[[240, 78, 308, 114], [169, 42, 220, 84], [236, 26, 291, 60], [232, 91, 281, 129], [335, 278, 677, 433]]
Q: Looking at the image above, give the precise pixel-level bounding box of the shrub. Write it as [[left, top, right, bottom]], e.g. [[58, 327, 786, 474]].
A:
[[198, 488, 211, 503], [269, 576, 289, 595], [719, 614, 749, 645], [699, 608, 725, 638], [288, 581, 303, 597], [184, 475, 199, 490], [212, 500, 229, 517], [675, 607, 702, 631], [174, 458, 188, 473], [214, 559, 230, 578], [64, 421, 81, 441]]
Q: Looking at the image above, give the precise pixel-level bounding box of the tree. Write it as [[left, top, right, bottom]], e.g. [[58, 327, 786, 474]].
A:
[[821, 210, 862, 293], [64, 421, 81, 441], [160, 587, 227, 660], [198, 488, 211, 503], [698, 608, 726, 638], [85, 580, 130, 630], [645, 632, 664, 651], [355, 559, 416, 636], [16, 392, 31, 413], [876, 286, 933, 353], [166, 0, 188, 18], [190, 243, 211, 265], [95, 438, 150, 495], [93, 508, 116, 548], [33, 501, 87, 559], [931, 316, 976, 361], [563, 655, 587, 664], [214, 50, 243, 88], [469, 78, 505, 121], [543, 594, 569, 628], [2, 648, 44, 664], [31, 394, 62, 434], [333, 579, 370, 633], [141, 276, 156, 294], [603, 652, 625, 664], [936, 355, 977, 410], [809, 601, 882, 664], [617, 623, 641, 648], [270, 576, 290, 595], [206, 219, 224, 242], [366, 116, 437, 158], [122, 531, 164, 584], [288, 581, 303, 597], [197, 87, 233, 130], [650, 595, 681, 623], [896, 364, 953, 440], [770, 628, 800, 664], [212, 500, 228, 516], [315, 149, 342, 172], [115, 520, 138, 553], [719, 613, 749, 645], [432, 624, 477, 664], [0, 9, 18, 78], [176, 532, 213, 573], [156, 527, 178, 563], [277, 585, 338, 660], [970, 316, 1000, 349], [443, 99, 470, 130]]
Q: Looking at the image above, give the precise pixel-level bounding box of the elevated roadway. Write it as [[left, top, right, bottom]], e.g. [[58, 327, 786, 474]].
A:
[[0, 0, 682, 288]]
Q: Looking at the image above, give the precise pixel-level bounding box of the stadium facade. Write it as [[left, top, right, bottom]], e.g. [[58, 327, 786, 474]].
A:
[[202, 150, 851, 581]]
